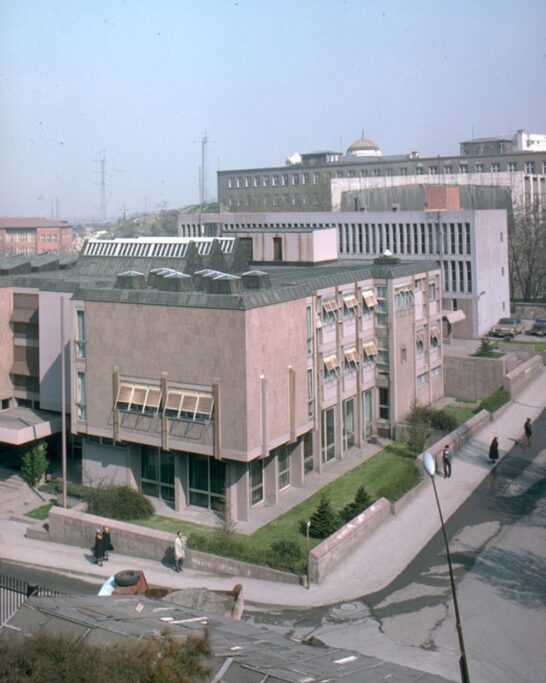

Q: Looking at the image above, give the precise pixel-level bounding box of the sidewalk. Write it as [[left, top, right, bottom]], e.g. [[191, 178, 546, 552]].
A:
[[1, 367, 545, 609]]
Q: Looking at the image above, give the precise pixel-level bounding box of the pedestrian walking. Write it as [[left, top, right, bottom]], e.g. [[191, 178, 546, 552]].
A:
[[442, 444, 452, 478], [102, 526, 114, 561], [488, 436, 499, 463], [524, 418, 533, 447], [230, 583, 244, 620], [93, 529, 104, 566], [174, 531, 186, 572]]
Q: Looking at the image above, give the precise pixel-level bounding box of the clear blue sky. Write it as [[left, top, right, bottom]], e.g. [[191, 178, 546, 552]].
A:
[[1, 0, 545, 222]]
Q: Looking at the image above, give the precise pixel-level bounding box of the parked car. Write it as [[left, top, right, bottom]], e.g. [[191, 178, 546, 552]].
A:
[[490, 317, 525, 337], [529, 320, 546, 336], [98, 570, 149, 596]]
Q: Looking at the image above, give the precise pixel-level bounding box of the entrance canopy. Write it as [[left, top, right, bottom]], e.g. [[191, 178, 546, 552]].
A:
[[0, 407, 61, 446], [442, 309, 466, 325]]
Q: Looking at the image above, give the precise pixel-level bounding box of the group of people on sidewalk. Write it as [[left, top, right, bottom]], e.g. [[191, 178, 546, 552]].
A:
[[93, 526, 114, 566], [441, 417, 534, 477]]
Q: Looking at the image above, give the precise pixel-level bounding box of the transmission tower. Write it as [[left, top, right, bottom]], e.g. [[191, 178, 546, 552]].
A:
[[194, 131, 210, 206], [95, 151, 107, 222]]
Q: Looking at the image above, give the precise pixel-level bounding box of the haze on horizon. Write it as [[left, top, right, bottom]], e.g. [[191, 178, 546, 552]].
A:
[[1, 0, 545, 223]]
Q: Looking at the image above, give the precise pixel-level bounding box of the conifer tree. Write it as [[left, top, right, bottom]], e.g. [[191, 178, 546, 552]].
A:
[[308, 495, 338, 538], [340, 485, 372, 524]]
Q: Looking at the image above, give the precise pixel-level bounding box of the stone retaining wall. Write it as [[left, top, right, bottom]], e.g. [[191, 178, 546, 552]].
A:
[[308, 498, 391, 584], [503, 354, 543, 398], [46, 507, 300, 585]]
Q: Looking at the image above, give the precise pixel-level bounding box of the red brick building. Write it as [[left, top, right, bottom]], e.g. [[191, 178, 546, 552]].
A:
[[0, 218, 73, 257]]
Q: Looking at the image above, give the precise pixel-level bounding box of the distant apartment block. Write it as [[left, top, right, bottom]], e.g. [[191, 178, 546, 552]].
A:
[[0, 218, 73, 257]]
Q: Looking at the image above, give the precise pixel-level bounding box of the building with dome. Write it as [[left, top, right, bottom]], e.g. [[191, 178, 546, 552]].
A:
[[217, 130, 545, 213], [346, 135, 382, 158]]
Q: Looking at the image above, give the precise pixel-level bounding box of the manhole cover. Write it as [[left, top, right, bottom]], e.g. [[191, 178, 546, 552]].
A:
[[327, 601, 370, 622]]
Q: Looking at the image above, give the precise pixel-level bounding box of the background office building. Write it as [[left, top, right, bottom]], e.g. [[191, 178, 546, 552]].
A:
[[0, 218, 73, 257], [217, 131, 546, 213]]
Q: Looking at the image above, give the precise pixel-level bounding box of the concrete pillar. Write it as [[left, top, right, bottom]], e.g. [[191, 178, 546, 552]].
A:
[[126, 444, 140, 490], [174, 451, 187, 511], [264, 453, 278, 505], [225, 460, 246, 523]]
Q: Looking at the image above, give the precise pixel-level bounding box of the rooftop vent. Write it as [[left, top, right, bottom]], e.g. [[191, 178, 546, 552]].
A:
[[210, 273, 243, 295], [156, 271, 193, 292], [148, 267, 177, 287], [194, 269, 223, 291], [115, 270, 147, 289], [241, 270, 271, 289]]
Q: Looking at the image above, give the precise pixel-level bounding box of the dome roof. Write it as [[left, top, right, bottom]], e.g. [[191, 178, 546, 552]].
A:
[[347, 136, 380, 152]]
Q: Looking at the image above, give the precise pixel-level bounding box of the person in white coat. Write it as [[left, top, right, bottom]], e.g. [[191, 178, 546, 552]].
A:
[[174, 531, 186, 572]]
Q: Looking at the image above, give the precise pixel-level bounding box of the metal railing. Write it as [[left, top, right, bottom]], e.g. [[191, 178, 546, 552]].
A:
[[0, 573, 64, 627]]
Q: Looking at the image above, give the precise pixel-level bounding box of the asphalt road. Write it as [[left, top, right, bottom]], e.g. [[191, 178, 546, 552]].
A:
[[247, 409, 546, 682]]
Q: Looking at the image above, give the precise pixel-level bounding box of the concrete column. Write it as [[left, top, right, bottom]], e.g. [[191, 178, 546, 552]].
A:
[[234, 462, 249, 523], [126, 444, 140, 490], [224, 460, 244, 523], [264, 453, 278, 505], [174, 451, 187, 511]]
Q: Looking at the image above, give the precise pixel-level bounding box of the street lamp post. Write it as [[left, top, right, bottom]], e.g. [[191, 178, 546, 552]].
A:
[[306, 520, 311, 589], [423, 451, 471, 683]]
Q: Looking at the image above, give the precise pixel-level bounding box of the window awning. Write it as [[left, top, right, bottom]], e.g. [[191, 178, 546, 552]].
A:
[[416, 331, 425, 344], [343, 294, 359, 309], [443, 310, 466, 324], [362, 340, 378, 356], [116, 383, 162, 414], [323, 354, 339, 371], [314, 312, 322, 329], [430, 326, 439, 340], [322, 298, 338, 313], [344, 347, 360, 364], [165, 389, 214, 421], [362, 290, 378, 308]]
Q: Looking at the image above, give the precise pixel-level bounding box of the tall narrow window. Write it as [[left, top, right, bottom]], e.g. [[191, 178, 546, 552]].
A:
[[343, 398, 355, 451], [76, 310, 86, 359], [303, 432, 314, 474], [307, 368, 314, 419], [321, 407, 336, 463], [379, 387, 389, 420], [76, 372, 87, 420], [276, 445, 290, 490], [250, 459, 264, 505], [273, 237, 283, 261]]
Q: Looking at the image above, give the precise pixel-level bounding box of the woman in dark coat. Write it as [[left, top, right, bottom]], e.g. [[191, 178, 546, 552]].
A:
[[489, 436, 499, 463], [94, 529, 104, 566], [102, 526, 113, 561]]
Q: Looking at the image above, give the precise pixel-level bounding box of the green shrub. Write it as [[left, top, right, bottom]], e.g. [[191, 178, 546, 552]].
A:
[[40, 478, 90, 498], [430, 409, 458, 433], [270, 540, 304, 572], [407, 405, 431, 455], [20, 442, 49, 487], [84, 486, 154, 520], [339, 485, 373, 525], [308, 495, 338, 539], [478, 387, 510, 414], [472, 338, 501, 358]]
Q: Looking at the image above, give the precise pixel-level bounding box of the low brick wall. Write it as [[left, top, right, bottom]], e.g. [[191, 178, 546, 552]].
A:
[[308, 498, 391, 584], [46, 507, 300, 585], [503, 354, 543, 398], [443, 355, 509, 401], [422, 409, 490, 472]]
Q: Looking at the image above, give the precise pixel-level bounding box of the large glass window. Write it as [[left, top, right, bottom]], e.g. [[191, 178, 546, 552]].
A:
[[141, 446, 174, 506], [343, 398, 355, 451], [76, 310, 86, 359], [307, 368, 314, 419], [321, 407, 336, 463], [249, 459, 263, 505], [306, 305, 313, 356], [188, 454, 225, 511]]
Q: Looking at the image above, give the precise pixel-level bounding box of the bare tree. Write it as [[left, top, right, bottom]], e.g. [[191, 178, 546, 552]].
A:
[[508, 201, 546, 302]]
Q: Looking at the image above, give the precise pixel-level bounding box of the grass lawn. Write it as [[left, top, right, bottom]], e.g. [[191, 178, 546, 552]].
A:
[[509, 339, 546, 352], [127, 441, 421, 572], [25, 502, 55, 520], [442, 404, 475, 425]]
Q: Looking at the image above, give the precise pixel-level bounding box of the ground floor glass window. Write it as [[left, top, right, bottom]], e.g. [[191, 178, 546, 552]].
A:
[[303, 431, 314, 474], [188, 453, 225, 511], [343, 398, 355, 451], [249, 459, 264, 505], [362, 389, 373, 438], [275, 445, 290, 490], [141, 446, 175, 506]]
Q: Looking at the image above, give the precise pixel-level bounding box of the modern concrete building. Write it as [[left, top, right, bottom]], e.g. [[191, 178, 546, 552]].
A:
[[0, 218, 73, 257], [0, 233, 443, 523], [178, 196, 509, 339], [217, 131, 546, 213]]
